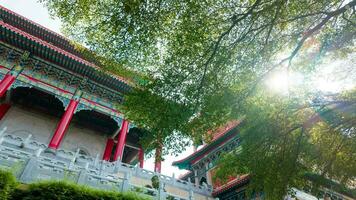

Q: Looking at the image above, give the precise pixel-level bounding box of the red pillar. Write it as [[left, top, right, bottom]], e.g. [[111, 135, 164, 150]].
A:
[[138, 147, 144, 168], [113, 120, 129, 161], [0, 103, 11, 120], [154, 144, 162, 173], [0, 74, 15, 98], [48, 99, 79, 149], [102, 138, 115, 161]]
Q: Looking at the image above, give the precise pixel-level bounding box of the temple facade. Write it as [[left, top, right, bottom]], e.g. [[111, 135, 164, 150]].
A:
[[172, 121, 252, 200], [173, 120, 355, 200], [0, 6, 213, 200]]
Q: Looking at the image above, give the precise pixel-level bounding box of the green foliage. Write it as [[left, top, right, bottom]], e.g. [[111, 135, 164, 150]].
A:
[[0, 170, 148, 200], [12, 181, 148, 200], [122, 84, 193, 156], [0, 170, 17, 200], [9, 160, 25, 177], [11, 181, 147, 200], [215, 89, 356, 199], [42, 0, 356, 144], [42, 0, 356, 198], [69, 42, 148, 86], [150, 175, 159, 190], [304, 173, 356, 198]]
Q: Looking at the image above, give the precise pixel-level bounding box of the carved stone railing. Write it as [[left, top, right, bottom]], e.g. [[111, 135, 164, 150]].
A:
[[0, 129, 213, 200]]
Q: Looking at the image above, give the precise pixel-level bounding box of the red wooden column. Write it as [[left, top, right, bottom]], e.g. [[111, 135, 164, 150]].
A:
[[0, 74, 16, 98], [0, 103, 11, 120], [138, 147, 144, 168], [154, 144, 162, 173], [48, 95, 80, 149], [113, 120, 129, 161], [102, 138, 115, 161], [0, 64, 25, 98]]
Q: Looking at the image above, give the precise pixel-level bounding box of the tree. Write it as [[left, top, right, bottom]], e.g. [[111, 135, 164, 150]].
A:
[[41, 0, 356, 198], [214, 89, 356, 199]]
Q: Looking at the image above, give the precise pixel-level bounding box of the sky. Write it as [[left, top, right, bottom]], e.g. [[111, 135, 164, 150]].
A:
[[0, 0, 194, 177]]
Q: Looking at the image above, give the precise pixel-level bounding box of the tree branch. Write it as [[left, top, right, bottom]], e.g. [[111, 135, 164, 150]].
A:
[[195, 0, 262, 107]]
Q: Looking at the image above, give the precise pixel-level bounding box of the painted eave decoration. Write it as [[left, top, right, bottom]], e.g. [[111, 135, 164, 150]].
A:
[[0, 5, 131, 94], [172, 121, 241, 170], [212, 175, 250, 197]]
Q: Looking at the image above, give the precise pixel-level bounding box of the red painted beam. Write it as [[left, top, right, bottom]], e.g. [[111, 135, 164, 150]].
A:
[[138, 147, 144, 168], [48, 99, 79, 149], [113, 120, 129, 161], [0, 74, 15, 98], [102, 138, 115, 161], [0, 103, 11, 120]]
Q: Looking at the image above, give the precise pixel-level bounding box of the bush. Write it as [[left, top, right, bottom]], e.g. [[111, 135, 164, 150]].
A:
[[0, 170, 149, 200], [11, 181, 149, 200], [0, 170, 17, 200]]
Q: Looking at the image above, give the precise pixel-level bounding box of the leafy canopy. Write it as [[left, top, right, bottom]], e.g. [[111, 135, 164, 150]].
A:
[[42, 0, 356, 198]]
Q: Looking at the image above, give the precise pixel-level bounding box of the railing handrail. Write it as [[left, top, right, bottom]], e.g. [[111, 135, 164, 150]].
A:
[[0, 132, 213, 196]]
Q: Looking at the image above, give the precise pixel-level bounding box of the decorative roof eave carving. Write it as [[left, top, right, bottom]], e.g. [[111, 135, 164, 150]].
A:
[[0, 43, 124, 105], [0, 54, 124, 122], [0, 20, 132, 94], [212, 175, 250, 197], [5, 71, 125, 122], [172, 124, 241, 170], [191, 137, 241, 171]]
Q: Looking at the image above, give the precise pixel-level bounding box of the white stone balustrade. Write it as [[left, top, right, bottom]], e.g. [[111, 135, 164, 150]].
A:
[[0, 130, 213, 200]]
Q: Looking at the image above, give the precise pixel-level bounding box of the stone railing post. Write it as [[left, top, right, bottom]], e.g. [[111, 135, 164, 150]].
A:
[[135, 164, 140, 175], [99, 160, 105, 175], [93, 153, 100, 168], [69, 148, 80, 169], [171, 173, 176, 185], [20, 134, 32, 148], [189, 189, 194, 200], [158, 181, 167, 200], [19, 155, 39, 183], [77, 170, 87, 184], [77, 161, 89, 184], [0, 127, 7, 144], [121, 171, 131, 192], [114, 160, 122, 173], [35, 148, 43, 157]]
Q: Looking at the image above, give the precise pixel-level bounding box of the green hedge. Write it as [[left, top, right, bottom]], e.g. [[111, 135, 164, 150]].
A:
[[0, 170, 149, 200], [0, 170, 17, 200]]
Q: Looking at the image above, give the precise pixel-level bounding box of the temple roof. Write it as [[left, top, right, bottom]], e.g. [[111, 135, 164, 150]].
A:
[[0, 5, 131, 94], [212, 175, 250, 197], [172, 121, 240, 170]]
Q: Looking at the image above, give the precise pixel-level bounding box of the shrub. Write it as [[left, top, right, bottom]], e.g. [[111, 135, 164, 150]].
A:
[[0, 169, 17, 200], [151, 175, 159, 189], [0, 170, 149, 200], [11, 181, 149, 200]]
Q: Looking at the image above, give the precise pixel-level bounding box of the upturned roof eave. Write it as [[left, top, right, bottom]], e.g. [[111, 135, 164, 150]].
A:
[[172, 122, 240, 170], [0, 20, 133, 94], [0, 5, 134, 92]]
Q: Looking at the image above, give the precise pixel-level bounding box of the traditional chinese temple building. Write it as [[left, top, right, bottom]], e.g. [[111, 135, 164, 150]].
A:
[[0, 5, 213, 200], [1, 5, 354, 200], [172, 121, 254, 200], [0, 4, 143, 165], [173, 109, 356, 200]]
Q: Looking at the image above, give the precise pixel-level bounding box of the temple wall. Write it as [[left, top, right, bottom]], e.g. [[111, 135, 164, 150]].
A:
[[62, 124, 107, 157], [0, 105, 57, 144], [0, 105, 107, 157]]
